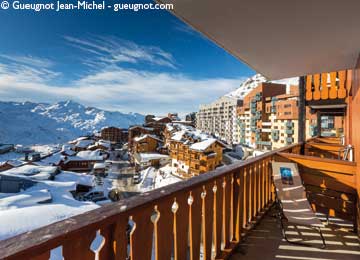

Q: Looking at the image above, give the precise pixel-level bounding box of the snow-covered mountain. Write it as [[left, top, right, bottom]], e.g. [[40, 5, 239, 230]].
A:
[[226, 74, 299, 99], [0, 100, 144, 145]]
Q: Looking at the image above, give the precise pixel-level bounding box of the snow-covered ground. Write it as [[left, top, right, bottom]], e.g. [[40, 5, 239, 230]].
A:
[[0, 170, 98, 241], [134, 164, 183, 192]]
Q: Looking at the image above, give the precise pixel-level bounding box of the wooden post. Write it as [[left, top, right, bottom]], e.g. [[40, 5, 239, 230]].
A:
[[298, 76, 306, 154], [316, 111, 321, 137]]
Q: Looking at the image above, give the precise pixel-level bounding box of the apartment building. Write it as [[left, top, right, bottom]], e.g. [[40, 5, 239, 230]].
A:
[[237, 83, 287, 149], [237, 84, 317, 150], [196, 96, 241, 145]]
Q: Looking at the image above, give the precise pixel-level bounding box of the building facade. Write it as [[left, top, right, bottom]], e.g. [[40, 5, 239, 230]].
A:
[[196, 96, 241, 145], [100, 127, 128, 143], [237, 83, 317, 150]]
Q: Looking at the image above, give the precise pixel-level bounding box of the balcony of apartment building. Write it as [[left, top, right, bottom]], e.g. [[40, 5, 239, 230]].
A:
[[2, 2, 360, 260], [3, 136, 358, 260]]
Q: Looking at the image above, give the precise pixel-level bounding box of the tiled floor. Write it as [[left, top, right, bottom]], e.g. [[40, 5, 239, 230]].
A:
[[230, 210, 360, 260]]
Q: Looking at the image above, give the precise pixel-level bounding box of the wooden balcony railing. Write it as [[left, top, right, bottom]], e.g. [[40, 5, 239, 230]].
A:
[[308, 136, 343, 145], [275, 152, 357, 229], [305, 70, 352, 102], [0, 144, 302, 260], [305, 142, 347, 160]]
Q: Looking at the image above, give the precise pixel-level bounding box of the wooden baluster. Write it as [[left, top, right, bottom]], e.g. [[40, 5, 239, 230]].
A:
[[112, 218, 128, 260], [320, 73, 329, 100], [173, 192, 190, 260], [266, 158, 271, 205], [189, 188, 202, 260], [329, 72, 338, 99], [253, 162, 258, 217], [305, 75, 313, 101], [238, 169, 245, 238], [260, 160, 265, 210], [63, 230, 96, 260], [232, 172, 240, 242], [213, 178, 223, 258], [338, 70, 347, 99], [202, 184, 214, 260], [244, 167, 250, 227], [264, 159, 269, 206], [129, 207, 154, 260], [99, 224, 115, 260], [248, 165, 254, 221], [313, 74, 321, 100], [346, 70, 353, 95], [156, 200, 174, 260], [223, 175, 232, 248], [258, 160, 264, 212]]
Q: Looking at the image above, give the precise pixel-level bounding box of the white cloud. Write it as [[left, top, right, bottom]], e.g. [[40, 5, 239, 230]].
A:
[[0, 38, 247, 116], [0, 54, 53, 68], [64, 35, 177, 69], [0, 63, 245, 115]]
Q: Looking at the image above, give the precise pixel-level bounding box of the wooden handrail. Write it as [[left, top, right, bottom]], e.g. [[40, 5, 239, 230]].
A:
[[0, 143, 302, 260]]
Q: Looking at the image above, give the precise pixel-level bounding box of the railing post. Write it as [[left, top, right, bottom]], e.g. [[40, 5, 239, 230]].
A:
[[299, 76, 306, 155]]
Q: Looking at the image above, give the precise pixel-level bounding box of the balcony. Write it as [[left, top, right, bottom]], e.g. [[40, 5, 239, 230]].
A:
[[0, 140, 358, 260], [286, 129, 294, 135], [286, 137, 294, 144], [285, 121, 293, 128]]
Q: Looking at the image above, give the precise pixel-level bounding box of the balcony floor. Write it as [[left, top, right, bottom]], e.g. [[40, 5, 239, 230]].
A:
[[230, 209, 360, 260]]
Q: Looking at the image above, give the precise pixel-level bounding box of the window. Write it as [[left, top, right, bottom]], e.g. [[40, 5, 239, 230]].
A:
[[284, 104, 291, 108]]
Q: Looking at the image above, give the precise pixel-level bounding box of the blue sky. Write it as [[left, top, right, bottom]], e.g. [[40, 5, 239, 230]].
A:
[[0, 0, 255, 115]]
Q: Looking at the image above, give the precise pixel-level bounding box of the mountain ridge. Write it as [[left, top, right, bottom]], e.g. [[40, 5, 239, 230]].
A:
[[225, 74, 299, 99], [0, 100, 144, 145]]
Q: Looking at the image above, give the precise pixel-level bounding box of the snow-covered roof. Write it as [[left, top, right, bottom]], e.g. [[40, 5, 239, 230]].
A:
[[74, 139, 95, 148], [129, 125, 154, 131], [166, 123, 195, 133], [65, 149, 105, 162], [167, 123, 227, 152], [0, 159, 26, 167], [0, 144, 13, 150], [88, 140, 111, 150], [135, 153, 169, 163], [190, 138, 218, 151], [93, 162, 106, 170], [134, 134, 163, 142], [0, 165, 59, 181], [153, 116, 168, 121], [33, 152, 63, 166]]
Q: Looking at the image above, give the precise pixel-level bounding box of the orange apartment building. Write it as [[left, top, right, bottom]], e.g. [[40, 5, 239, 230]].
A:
[[237, 82, 287, 149], [237, 83, 319, 150]]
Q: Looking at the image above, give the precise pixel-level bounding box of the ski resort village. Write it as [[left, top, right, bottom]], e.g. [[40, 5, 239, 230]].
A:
[[0, 74, 346, 246]]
